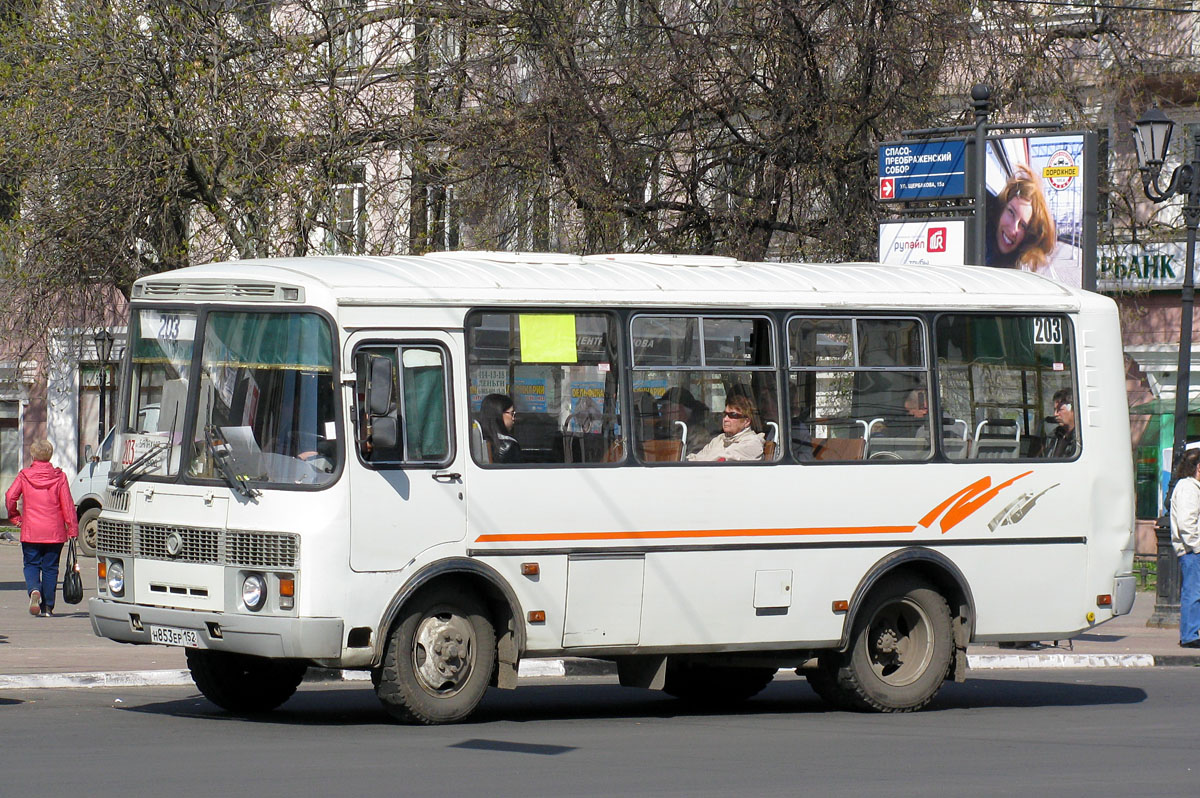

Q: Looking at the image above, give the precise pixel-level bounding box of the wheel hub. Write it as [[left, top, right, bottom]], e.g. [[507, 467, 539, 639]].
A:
[[413, 612, 475, 695], [867, 598, 933, 687]]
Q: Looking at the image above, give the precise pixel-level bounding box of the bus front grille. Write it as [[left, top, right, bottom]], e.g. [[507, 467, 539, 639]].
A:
[[227, 531, 299, 568], [138, 524, 220, 563], [94, 519, 297, 568], [97, 518, 133, 554]]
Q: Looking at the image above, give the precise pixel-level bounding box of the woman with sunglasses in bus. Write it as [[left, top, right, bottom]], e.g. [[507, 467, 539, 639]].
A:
[[687, 394, 764, 462]]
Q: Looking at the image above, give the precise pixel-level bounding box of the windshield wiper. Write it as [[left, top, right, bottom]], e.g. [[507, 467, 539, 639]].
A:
[[204, 425, 260, 499], [110, 442, 169, 490]]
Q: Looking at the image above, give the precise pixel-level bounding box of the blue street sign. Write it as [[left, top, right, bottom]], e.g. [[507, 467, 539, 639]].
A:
[[878, 139, 968, 201]]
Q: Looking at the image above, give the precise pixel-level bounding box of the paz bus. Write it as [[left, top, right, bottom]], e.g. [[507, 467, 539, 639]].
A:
[[88, 251, 1135, 722]]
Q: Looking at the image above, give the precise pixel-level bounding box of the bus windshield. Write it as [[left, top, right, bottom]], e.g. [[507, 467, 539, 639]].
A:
[[188, 311, 338, 487], [114, 308, 339, 488]]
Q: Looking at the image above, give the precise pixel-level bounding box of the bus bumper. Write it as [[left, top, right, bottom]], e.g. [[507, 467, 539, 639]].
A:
[[1113, 575, 1136, 616], [88, 598, 344, 660]]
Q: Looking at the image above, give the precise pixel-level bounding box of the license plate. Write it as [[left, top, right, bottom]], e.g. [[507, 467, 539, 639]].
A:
[[149, 625, 201, 648]]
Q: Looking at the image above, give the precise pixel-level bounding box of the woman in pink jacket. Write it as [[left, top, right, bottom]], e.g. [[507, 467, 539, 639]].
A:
[[5, 439, 78, 617]]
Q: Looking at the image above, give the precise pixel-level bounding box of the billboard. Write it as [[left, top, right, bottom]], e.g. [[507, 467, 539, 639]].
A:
[[878, 139, 968, 201], [879, 219, 968, 266], [983, 134, 1091, 289]]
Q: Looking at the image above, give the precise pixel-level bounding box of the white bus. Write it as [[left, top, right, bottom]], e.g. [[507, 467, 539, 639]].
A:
[[89, 252, 1135, 722]]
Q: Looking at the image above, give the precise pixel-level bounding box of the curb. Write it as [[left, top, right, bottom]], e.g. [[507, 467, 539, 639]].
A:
[[0, 653, 1195, 691]]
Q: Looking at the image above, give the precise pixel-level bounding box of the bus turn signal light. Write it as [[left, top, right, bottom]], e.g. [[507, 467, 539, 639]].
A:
[[528, 610, 546, 623], [279, 578, 295, 597], [97, 561, 107, 580], [521, 563, 540, 577], [1096, 594, 1112, 607], [831, 600, 849, 613]]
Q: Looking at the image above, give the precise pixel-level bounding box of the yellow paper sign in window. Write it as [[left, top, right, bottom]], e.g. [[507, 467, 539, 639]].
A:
[[519, 314, 578, 363]]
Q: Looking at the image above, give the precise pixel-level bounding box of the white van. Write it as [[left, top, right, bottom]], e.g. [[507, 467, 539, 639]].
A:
[[71, 405, 158, 555]]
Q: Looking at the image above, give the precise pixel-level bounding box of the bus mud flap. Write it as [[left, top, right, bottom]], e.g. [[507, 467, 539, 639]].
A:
[[952, 610, 970, 682], [496, 630, 519, 689]]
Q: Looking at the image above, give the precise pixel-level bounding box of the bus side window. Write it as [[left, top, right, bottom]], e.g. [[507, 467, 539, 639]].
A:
[[787, 316, 931, 463], [465, 311, 623, 466], [630, 314, 777, 464], [934, 314, 1077, 461]]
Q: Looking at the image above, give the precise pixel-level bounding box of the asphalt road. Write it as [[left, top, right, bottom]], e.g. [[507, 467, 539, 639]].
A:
[[2, 669, 1195, 797]]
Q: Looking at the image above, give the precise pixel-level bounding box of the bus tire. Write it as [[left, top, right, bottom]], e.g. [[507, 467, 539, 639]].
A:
[[836, 575, 952, 712], [662, 661, 776, 706], [186, 649, 307, 714], [375, 585, 496, 725], [78, 506, 101, 557]]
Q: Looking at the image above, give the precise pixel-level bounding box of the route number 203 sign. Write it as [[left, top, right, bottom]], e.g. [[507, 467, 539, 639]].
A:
[[1033, 317, 1064, 345]]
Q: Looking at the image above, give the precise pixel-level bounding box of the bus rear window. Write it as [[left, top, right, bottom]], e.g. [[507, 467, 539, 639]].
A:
[[935, 314, 1077, 460]]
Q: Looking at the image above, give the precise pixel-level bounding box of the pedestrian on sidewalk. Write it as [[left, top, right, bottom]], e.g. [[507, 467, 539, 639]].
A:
[[1170, 448, 1200, 648], [4, 439, 78, 617]]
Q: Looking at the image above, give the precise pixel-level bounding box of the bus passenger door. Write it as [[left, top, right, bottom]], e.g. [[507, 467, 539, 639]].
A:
[[347, 334, 466, 572]]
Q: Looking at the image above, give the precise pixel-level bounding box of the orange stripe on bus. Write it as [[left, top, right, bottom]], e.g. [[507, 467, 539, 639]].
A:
[[474, 525, 917, 543]]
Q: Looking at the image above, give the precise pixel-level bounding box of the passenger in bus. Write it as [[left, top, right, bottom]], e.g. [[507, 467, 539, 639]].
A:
[[687, 395, 764, 462], [1045, 388, 1076, 458], [656, 387, 711, 455], [479, 393, 521, 463], [876, 388, 930, 438]]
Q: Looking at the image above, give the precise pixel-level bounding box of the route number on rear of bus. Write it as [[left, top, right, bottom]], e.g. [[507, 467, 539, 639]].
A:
[[1033, 317, 1063, 345]]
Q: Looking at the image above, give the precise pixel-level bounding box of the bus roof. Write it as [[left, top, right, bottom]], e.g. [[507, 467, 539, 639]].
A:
[[134, 251, 1088, 311]]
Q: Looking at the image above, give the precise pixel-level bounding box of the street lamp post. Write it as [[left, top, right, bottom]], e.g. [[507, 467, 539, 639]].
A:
[[93, 328, 115, 448], [1132, 106, 1200, 627]]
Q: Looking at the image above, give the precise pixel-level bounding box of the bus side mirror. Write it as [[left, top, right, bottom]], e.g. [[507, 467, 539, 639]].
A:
[[371, 417, 398, 451], [367, 356, 394, 416]]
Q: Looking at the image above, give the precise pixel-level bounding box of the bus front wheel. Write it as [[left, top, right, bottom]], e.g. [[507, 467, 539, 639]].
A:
[[375, 586, 496, 725], [78, 506, 101, 556], [186, 649, 307, 714], [836, 575, 953, 712]]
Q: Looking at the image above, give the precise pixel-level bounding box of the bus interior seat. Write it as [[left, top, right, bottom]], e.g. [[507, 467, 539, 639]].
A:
[[562, 413, 618, 464], [641, 439, 684, 462], [470, 420, 491, 464], [763, 421, 780, 461], [812, 437, 865, 461], [971, 418, 1020, 459], [942, 418, 970, 458], [866, 437, 930, 460]]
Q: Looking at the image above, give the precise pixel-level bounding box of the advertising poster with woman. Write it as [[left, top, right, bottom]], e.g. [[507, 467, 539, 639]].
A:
[[984, 134, 1086, 288]]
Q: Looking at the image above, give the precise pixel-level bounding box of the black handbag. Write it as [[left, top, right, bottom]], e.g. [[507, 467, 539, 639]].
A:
[[62, 539, 84, 605]]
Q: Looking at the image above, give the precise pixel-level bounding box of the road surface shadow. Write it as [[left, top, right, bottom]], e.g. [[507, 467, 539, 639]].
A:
[[118, 673, 1147, 726]]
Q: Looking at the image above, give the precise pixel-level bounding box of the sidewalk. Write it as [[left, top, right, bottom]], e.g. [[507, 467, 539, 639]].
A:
[[1, 538, 1196, 690]]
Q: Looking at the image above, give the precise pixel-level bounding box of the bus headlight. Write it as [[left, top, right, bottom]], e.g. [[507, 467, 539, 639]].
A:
[[241, 573, 267, 611], [107, 560, 125, 596]]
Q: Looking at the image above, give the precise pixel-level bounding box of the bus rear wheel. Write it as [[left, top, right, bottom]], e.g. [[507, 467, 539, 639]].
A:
[[186, 649, 307, 714], [662, 661, 776, 706], [834, 575, 953, 712], [375, 585, 496, 725]]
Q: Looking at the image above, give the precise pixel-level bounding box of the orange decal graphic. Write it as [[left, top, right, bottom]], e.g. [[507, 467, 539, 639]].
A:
[[474, 471, 1036, 545], [917, 471, 1033, 534], [474, 525, 916, 544]]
